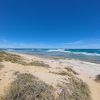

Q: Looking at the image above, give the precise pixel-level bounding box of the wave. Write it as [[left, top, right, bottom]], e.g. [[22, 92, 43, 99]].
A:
[[7, 48, 14, 51], [47, 49, 71, 53], [70, 52, 100, 56], [47, 49, 100, 56]]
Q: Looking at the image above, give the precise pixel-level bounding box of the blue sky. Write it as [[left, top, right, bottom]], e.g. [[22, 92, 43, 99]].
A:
[[0, 0, 100, 48]]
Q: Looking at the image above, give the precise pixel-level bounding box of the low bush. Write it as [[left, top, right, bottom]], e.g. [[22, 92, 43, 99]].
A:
[[49, 70, 73, 77], [0, 63, 4, 70], [2, 73, 91, 100], [3, 73, 55, 100], [57, 77, 91, 100], [65, 67, 78, 75], [95, 74, 100, 82], [69, 77, 91, 100], [29, 61, 50, 68], [0, 51, 50, 68]]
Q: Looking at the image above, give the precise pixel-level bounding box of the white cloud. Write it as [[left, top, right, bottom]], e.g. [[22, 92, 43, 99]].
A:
[[64, 40, 83, 45], [63, 39, 100, 49], [0, 38, 100, 48], [0, 39, 50, 48]]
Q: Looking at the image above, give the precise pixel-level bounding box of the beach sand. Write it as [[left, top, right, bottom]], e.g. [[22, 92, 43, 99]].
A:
[[0, 52, 100, 100]]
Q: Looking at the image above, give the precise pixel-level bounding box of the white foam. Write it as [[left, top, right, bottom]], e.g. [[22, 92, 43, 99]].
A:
[[47, 49, 100, 56], [67, 51, 100, 56]]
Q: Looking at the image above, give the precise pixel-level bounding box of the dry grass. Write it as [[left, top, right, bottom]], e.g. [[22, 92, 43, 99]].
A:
[[0, 51, 50, 68], [49, 70, 74, 77], [49, 56, 66, 60], [50, 69, 91, 100], [13, 71, 20, 76], [2, 73, 55, 100], [95, 74, 100, 82], [69, 77, 91, 100], [29, 61, 50, 68], [65, 67, 78, 75], [0, 63, 4, 70], [0, 51, 91, 100], [57, 77, 91, 100], [0, 51, 26, 65], [2, 73, 91, 100], [0, 58, 3, 62]]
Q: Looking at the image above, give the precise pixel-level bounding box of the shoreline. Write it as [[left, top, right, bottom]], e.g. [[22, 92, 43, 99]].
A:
[[6, 52, 100, 76], [7, 50, 100, 64]]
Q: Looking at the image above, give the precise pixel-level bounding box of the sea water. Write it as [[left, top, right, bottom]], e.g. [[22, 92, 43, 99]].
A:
[[2, 48, 100, 64]]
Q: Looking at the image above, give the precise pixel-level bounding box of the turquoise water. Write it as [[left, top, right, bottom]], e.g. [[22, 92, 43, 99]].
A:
[[2, 48, 100, 64]]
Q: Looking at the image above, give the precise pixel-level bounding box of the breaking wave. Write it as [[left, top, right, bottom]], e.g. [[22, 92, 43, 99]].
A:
[[47, 49, 100, 56]]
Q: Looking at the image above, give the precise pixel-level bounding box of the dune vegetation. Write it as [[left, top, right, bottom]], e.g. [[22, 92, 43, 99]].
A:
[[1, 73, 91, 100], [95, 74, 100, 82], [0, 51, 91, 100], [2, 73, 55, 100], [0, 51, 50, 68], [64, 67, 78, 75], [0, 63, 4, 70]]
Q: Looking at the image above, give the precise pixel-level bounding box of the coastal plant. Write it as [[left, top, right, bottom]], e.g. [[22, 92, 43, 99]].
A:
[[2, 73, 91, 100], [0, 51, 25, 64], [49, 70, 72, 77], [13, 71, 20, 76], [0, 63, 4, 70], [0, 58, 3, 62], [0, 51, 50, 68], [57, 77, 91, 100], [3, 73, 55, 100], [29, 61, 50, 68], [64, 67, 78, 75], [95, 74, 100, 82], [69, 77, 91, 100]]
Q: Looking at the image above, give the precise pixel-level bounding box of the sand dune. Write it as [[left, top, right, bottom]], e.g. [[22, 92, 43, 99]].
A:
[[0, 52, 100, 100]]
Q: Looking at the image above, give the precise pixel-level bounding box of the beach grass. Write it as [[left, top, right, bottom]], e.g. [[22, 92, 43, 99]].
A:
[[65, 67, 78, 75], [57, 76, 91, 100], [0, 63, 4, 70], [2, 73, 55, 100], [29, 61, 50, 68], [0, 51, 50, 68], [49, 69, 91, 100], [69, 77, 91, 100], [0, 51, 25, 64], [95, 74, 100, 82], [49, 70, 73, 77], [2, 73, 91, 100], [0, 51, 91, 100]]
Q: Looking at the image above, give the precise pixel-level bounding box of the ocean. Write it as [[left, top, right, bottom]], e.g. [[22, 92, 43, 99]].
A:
[[1, 48, 100, 64]]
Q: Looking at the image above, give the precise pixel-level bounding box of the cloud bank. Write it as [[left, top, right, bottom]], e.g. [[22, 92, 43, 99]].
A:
[[0, 38, 100, 48], [63, 39, 100, 49]]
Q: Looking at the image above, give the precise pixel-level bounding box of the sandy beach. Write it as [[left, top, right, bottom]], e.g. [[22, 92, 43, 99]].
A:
[[0, 51, 100, 100]]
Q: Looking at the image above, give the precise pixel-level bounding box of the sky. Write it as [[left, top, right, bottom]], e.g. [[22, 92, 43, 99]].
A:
[[0, 0, 100, 48]]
